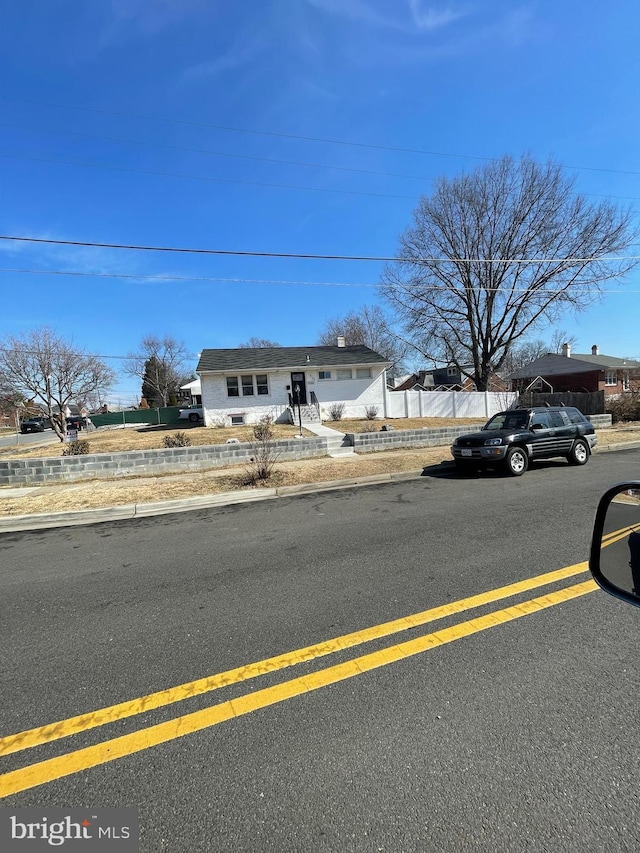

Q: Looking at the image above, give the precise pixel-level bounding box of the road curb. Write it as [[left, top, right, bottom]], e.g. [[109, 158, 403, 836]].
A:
[[595, 439, 640, 453], [0, 469, 434, 534]]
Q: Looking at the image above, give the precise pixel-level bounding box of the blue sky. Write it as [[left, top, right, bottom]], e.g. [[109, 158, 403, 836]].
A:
[[1, 0, 640, 403]]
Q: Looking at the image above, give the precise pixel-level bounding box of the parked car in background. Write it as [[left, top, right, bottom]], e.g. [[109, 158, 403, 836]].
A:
[[20, 416, 52, 433], [178, 406, 204, 423], [64, 414, 87, 431], [451, 406, 597, 476]]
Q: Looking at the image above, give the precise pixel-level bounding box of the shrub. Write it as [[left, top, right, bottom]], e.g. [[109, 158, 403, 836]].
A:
[[163, 431, 192, 448], [212, 415, 228, 428], [365, 405, 379, 420], [246, 415, 279, 482], [62, 439, 91, 456], [606, 392, 640, 423], [328, 402, 345, 421]]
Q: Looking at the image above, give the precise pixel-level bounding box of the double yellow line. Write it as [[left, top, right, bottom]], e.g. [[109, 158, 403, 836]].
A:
[[0, 562, 598, 798]]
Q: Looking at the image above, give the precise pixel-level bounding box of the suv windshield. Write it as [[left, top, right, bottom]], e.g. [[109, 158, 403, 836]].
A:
[[483, 412, 530, 431]]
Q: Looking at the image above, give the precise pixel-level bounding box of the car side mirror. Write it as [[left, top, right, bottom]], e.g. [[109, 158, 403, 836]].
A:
[[589, 482, 640, 608], [531, 422, 544, 430]]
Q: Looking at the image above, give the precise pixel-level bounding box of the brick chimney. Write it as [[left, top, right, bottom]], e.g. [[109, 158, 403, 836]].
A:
[[562, 342, 571, 358], [337, 336, 346, 347], [592, 344, 599, 356]]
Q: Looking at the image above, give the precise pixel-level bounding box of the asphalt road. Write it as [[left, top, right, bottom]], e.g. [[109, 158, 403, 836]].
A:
[[0, 429, 59, 449], [2, 449, 640, 852]]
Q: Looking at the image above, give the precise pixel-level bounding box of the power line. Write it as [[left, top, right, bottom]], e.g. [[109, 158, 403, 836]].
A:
[[1, 266, 639, 293], [0, 152, 416, 201], [2, 234, 640, 264], [4, 95, 640, 179], [0, 121, 437, 183], [4, 150, 638, 207]]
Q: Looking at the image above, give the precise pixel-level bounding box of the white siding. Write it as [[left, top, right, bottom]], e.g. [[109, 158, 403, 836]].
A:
[[200, 364, 387, 425]]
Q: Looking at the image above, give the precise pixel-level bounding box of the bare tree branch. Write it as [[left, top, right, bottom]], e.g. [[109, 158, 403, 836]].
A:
[[316, 305, 409, 376]]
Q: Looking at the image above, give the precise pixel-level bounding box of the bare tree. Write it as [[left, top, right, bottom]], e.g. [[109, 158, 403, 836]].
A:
[[238, 337, 281, 348], [382, 155, 637, 390], [549, 329, 579, 353], [124, 335, 191, 407], [502, 338, 548, 374], [0, 328, 115, 441], [317, 304, 408, 375]]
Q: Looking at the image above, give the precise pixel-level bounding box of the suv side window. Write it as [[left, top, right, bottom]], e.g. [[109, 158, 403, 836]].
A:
[[549, 411, 565, 428], [531, 412, 552, 429], [567, 408, 587, 425]]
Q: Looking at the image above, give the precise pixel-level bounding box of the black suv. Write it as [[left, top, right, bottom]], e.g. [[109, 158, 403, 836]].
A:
[[451, 406, 597, 476], [20, 417, 52, 434]]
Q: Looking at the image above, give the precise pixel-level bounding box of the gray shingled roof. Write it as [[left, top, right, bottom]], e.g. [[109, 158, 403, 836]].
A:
[[509, 351, 640, 379], [570, 353, 640, 368], [196, 345, 389, 373]]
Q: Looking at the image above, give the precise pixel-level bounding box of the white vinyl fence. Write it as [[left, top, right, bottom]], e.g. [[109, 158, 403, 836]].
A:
[[386, 390, 518, 419]]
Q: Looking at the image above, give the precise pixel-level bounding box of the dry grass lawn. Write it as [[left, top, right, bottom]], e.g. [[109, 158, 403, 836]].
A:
[[0, 422, 314, 460], [0, 417, 483, 460], [0, 422, 638, 519]]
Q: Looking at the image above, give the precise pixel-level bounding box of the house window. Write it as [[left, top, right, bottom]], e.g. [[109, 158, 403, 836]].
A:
[[318, 371, 332, 380], [336, 369, 352, 380], [241, 375, 254, 396], [447, 366, 457, 377], [623, 371, 630, 391], [256, 374, 269, 395], [230, 414, 244, 425], [226, 376, 239, 397], [605, 370, 617, 386], [356, 368, 372, 379]]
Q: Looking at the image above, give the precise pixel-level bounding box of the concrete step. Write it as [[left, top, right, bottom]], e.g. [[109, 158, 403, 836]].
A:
[[327, 447, 356, 458]]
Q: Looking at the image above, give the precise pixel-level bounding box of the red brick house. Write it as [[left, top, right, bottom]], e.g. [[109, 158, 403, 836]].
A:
[[509, 344, 640, 397]]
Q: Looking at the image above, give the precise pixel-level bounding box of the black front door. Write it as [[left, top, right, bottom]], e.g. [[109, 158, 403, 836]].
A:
[[291, 372, 307, 405]]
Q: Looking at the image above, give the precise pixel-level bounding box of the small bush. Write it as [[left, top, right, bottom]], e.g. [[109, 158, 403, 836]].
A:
[[328, 402, 345, 421], [606, 393, 640, 423], [163, 431, 192, 448], [246, 415, 279, 482], [212, 415, 228, 428], [62, 439, 91, 456], [365, 405, 379, 420]]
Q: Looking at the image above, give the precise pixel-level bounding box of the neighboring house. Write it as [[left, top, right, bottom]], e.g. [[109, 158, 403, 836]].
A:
[[178, 379, 202, 406], [196, 343, 390, 426], [509, 344, 640, 396], [393, 366, 509, 392]]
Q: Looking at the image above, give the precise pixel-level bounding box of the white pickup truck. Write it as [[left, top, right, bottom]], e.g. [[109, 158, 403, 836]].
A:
[[178, 406, 204, 423]]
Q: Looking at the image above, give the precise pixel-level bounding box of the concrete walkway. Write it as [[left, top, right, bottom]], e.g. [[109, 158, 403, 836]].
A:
[[302, 423, 356, 457]]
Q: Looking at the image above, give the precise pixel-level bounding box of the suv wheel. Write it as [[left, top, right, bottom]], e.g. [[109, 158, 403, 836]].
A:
[[505, 446, 528, 477], [567, 438, 590, 466]]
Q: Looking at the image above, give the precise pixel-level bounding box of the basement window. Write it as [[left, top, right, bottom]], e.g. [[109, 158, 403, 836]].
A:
[[230, 415, 245, 425]]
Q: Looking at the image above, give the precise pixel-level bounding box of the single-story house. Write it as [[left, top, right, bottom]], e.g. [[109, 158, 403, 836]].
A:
[[509, 344, 640, 396], [196, 343, 390, 426]]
